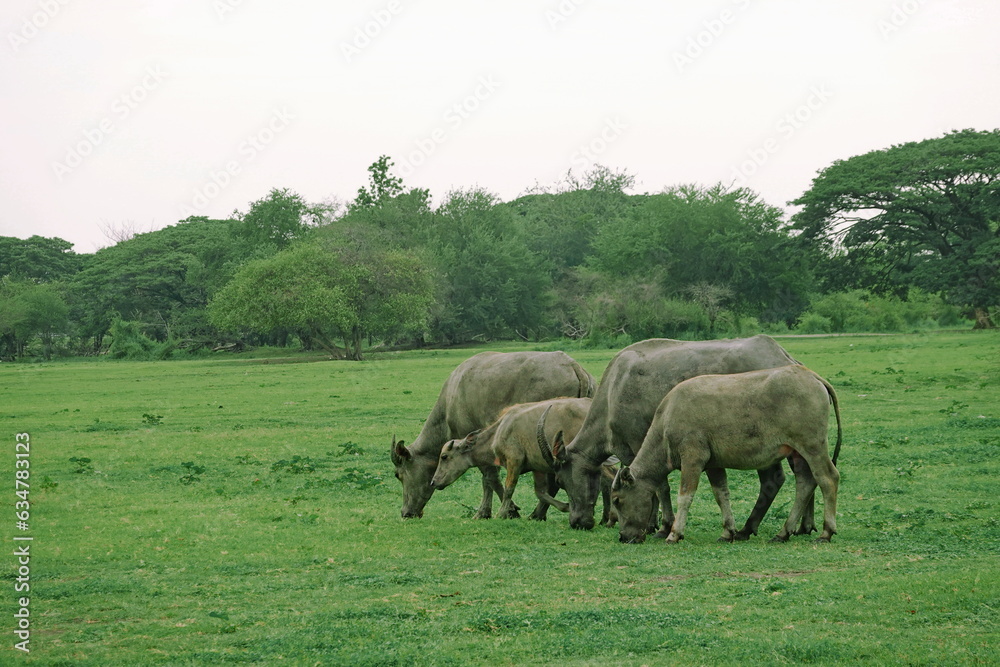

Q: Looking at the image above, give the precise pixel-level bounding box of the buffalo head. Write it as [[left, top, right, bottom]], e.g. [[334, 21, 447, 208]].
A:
[[611, 466, 656, 544], [390, 436, 435, 518], [548, 430, 600, 530]]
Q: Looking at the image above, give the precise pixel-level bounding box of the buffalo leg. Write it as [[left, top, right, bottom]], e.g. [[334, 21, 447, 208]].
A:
[[652, 478, 675, 539], [792, 457, 817, 535], [530, 472, 569, 520], [474, 465, 503, 519], [599, 468, 617, 528], [733, 463, 784, 541], [772, 454, 819, 542], [497, 461, 523, 519], [666, 460, 705, 544], [799, 452, 839, 542], [705, 468, 737, 542]]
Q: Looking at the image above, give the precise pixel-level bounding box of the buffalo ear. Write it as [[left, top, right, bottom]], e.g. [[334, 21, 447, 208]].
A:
[[457, 430, 480, 452], [391, 438, 410, 465], [551, 430, 566, 461], [611, 466, 635, 491]]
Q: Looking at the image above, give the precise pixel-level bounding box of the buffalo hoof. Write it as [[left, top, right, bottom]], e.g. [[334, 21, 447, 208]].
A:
[[793, 524, 817, 536], [528, 512, 547, 521], [717, 535, 735, 543], [732, 530, 753, 542], [813, 536, 832, 544], [664, 534, 682, 544], [473, 510, 492, 520], [497, 509, 520, 520], [770, 534, 790, 543]]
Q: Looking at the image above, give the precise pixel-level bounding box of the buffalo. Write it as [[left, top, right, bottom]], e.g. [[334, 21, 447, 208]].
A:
[[546, 335, 802, 534], [612, 365, 842, 544], [391, 351, 595, 518]]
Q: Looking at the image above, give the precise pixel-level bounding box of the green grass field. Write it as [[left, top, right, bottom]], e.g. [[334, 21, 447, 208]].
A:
[[2, 332, 998, 665]]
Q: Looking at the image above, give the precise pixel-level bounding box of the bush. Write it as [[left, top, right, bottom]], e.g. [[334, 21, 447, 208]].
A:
[[796, 312, 832, 334], [107, 318, 178, 360], [801, 290, 972, 333]]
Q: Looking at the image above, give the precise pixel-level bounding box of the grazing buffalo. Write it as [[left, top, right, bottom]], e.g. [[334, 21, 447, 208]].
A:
[[430, 397, 615, 521], [612, 365, 842, 544], [546, 335, 800, 532], [390, 351, 596, 519]]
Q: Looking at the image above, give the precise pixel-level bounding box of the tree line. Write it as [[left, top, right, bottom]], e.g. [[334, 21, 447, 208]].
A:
[[2, 130, 997, 361]]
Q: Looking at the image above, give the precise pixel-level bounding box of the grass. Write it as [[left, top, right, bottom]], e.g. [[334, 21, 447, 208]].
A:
[[2, 332, 998, 665]]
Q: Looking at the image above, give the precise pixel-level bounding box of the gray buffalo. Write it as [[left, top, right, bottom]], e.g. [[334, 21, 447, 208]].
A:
[[430, 397, 596, 520], [546, 335, 801, 533], [390, 351, 596, 519], [612, 365, 842, 544]]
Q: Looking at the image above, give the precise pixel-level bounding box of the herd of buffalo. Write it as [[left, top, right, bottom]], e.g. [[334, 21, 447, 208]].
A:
[[389, 335, 842, 544]]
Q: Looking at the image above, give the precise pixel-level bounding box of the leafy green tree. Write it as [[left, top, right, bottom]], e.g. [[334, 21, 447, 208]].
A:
[[236, 188, 326, 251], [343, 186, 434, 248], [71, 218, 246, 348], [0, 280, 69, 359], [589, 184, 811, 324], [791, 129, 1000, 328], [209, 237, 433, 360], [508, 165, 636, 274], [351, 155, 405, 211], [426, 188, 551, 343], [0, 235, 81, 282], [685, 282, 735, 334]]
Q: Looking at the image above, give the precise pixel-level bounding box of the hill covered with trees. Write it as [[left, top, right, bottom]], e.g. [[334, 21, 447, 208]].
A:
[[2, 130, 996, 361]]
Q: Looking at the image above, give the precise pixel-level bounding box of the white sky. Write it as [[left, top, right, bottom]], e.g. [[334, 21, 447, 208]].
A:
[[2, 0, 998, 253]]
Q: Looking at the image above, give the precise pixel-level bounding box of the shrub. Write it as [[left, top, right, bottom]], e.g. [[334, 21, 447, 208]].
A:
[[107, 319, 156, 359], [796, 312, 832, 334], [107, 318, 178, 360]]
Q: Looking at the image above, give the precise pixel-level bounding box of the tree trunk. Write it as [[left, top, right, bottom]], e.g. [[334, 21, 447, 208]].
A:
[[349, 326, 363, 361], [309, 326, 344, 359], [972, 308, 995, 329]]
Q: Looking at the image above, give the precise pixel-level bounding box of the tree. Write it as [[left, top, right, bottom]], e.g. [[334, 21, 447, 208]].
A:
[[0, 235, 81, 282], [209, 237, 433, 360], [71, 218, 246, 347], [426, 188, 551, 343], [508, 165, 636, 275], [351, 155, 405, 211], [236, 188, 326, 251], [686, 282, 734, 334], [0, 280, 69, 359], [791, 129, 1000, 328], [589, 184, 812, 324], [343, 186, 434, 248]]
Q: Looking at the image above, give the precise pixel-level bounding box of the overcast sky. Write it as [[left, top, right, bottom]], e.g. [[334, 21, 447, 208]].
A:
[[2, 0, 998, 253]]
